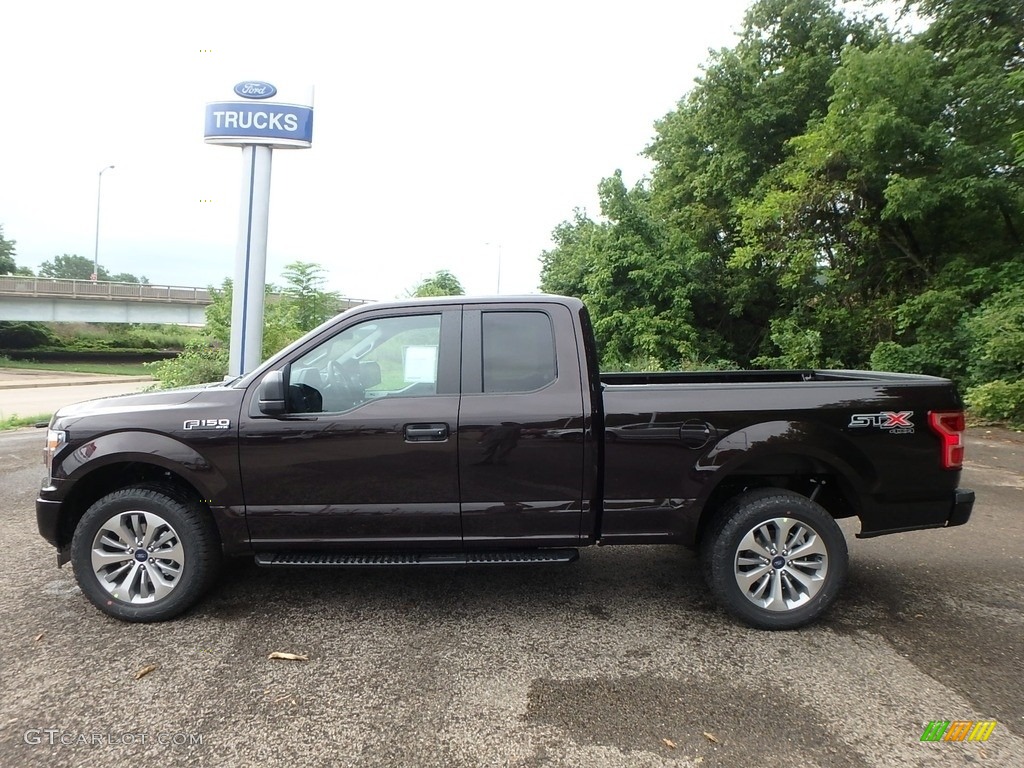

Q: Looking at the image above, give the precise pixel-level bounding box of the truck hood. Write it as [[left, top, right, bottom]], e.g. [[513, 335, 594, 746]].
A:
[[53, 382, 227, 420]]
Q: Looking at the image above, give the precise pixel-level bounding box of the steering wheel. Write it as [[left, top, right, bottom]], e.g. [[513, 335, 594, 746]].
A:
[[328, 359, 362, 406]]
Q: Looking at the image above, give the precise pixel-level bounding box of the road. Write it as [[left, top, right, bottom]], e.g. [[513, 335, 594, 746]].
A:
[[0, 369, 152, 420], [0, 382, 153, 419], [0, 426, 1020, 767]]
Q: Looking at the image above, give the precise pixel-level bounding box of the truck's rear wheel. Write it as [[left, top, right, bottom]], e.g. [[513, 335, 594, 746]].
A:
[[701, 488, 847, 630], [71, 487, 220, 622]]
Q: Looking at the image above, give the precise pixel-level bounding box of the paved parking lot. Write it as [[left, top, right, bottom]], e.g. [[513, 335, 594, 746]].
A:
[[0, 426, 1021, 767]]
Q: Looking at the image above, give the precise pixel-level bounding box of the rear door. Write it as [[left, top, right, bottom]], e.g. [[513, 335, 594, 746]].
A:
[[457, 303, 586, 547]]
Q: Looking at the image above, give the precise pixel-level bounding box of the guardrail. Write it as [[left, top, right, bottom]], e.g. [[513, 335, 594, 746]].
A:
[[0, 276, 212, 303]]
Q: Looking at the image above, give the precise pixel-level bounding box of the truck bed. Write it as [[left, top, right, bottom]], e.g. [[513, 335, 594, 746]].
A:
[[598, 368, 967, 544]]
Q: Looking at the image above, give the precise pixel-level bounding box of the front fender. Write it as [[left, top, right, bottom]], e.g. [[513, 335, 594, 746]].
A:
[[54, 431, 233, 503]]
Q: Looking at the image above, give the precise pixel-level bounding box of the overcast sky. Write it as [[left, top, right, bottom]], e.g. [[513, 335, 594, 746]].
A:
[[4, 0, 782, 299]]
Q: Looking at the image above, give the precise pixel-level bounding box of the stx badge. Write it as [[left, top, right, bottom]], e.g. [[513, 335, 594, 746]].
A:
[[848, 411, 915, 433]]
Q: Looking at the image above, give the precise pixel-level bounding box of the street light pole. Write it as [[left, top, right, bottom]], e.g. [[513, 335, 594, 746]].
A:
[[485, 241, 502, 294], [496, 242, 502, 294], [93, 165, 115, 281]]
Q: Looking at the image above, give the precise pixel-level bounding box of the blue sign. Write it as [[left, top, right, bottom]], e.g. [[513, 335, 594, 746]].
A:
[[204, 102, 313, 146], [233, 81, 277, 99]]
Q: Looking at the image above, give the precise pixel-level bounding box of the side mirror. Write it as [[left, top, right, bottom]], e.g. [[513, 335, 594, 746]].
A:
[[257, 369, 287, 415]]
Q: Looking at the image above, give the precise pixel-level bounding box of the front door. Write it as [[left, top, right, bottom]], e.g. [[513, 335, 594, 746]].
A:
[[239, 306, 462, 550]]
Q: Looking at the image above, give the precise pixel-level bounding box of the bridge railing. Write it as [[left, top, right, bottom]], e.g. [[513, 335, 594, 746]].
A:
[[0, 276, 374, 311], [0, 276, 212, 303]]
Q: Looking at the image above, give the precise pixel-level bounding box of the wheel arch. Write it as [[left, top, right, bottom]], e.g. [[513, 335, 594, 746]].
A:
[[56, 461, 216, 554], [689, 420, 875, 548], [52, 431, 234, 551]]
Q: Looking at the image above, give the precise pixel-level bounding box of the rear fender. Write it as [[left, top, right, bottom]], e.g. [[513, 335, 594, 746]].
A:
[[690, 420, 877, 537]]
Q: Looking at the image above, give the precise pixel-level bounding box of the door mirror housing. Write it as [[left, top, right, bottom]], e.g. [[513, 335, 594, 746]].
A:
[[257, 369, 287, 415]]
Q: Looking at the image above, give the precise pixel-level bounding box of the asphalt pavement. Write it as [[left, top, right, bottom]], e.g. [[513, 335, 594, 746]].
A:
[[0, 420, 1020, 767]]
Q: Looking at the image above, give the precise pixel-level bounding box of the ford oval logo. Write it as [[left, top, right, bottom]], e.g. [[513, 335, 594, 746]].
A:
[[233, 81, 277, 100]]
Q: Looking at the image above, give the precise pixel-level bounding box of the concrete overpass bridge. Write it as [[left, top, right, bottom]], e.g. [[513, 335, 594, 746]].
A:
[[0, 276, 369, 325]]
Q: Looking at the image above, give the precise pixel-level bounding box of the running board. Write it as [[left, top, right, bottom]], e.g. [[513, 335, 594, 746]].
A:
[[254, 550, 579, 568]]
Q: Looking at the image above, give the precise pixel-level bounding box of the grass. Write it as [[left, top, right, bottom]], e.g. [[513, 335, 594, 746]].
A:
[[0, 359, 152, 376], [1, 413, 52, 431]]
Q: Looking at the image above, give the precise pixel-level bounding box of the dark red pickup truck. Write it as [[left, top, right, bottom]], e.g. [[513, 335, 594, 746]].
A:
[[37, 296, 974, 629]]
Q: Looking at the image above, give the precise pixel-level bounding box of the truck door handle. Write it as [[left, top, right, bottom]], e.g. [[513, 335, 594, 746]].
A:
[[405, 423, 449, 442]]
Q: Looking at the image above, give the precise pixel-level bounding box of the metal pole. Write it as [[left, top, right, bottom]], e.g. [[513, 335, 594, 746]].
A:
[[486, 241, 503, 294], [228, 145, 273, 377], [93, 165, 114, 281]]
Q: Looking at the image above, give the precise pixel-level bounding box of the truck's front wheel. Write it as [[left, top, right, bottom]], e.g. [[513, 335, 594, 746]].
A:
[[71, 486, 220, 622], [702, 488, 847, 630]]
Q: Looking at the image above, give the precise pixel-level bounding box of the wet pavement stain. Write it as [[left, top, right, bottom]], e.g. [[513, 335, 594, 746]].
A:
[[524, 674, 869, 766]]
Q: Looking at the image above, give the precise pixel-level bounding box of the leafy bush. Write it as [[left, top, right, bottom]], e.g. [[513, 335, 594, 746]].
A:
[[868, 289, 971, 380], [753, 317, 843, 369], [966, 285, 1024, 387], [967, 380, 1024, 427], [0, 322, 57, 349], [145, 339, 228, 388], [869, 341, 923, 374], [601, 354, 666, 373], [148, 269, 333, 389]]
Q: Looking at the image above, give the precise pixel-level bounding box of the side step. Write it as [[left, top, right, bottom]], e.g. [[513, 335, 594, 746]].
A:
[[254, 549, 579, 568]]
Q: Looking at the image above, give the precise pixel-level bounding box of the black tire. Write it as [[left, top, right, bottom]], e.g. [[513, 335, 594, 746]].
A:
[[71, 486, 221, 622], [701, 488, 848, 630]]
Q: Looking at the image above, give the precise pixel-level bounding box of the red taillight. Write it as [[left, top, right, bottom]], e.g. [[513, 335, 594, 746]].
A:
[[929, 411, 965, 470]]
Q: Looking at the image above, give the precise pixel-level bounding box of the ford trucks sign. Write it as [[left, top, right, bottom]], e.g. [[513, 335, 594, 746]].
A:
[[205, 81, 314, 148], [234, 81, 278, 99]]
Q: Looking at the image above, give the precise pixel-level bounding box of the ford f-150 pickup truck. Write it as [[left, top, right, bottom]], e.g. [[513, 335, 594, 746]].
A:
[[36, 296, 975, 629]]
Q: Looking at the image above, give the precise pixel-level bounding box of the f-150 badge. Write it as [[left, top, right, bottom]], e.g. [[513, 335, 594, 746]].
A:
[[183, 418, 231, 430], [848, 411, 914, 433]]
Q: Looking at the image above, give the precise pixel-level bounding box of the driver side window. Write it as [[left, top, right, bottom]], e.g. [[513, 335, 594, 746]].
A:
[[288, 314, 442, 413]]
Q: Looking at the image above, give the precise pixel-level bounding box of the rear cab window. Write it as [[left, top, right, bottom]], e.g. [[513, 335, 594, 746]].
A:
[[481, 311, 557, 393]]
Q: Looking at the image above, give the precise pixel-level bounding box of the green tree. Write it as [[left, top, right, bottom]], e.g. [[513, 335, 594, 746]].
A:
[[149, 267, 341, 388], [544, 0, 1023, 386], [281, 261, 341, 332], [408, 270, 465, 297], [541, 172, 726, 370], [38, 254, 102, 280], [109, 272, 150, 284], [0, 225, 16, 275], [38, 254, 148, 283], [202, 279, 301, 359], [643, 0, 884, 365], [539, 210, 604, 299], [582, 173, 701, 369], [0, 225, 32, 275]]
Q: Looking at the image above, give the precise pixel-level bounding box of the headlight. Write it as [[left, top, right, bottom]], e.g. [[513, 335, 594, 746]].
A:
[[43, 429, 66, 481]]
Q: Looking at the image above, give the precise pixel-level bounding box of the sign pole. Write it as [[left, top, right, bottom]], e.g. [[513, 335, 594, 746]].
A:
[[204, 80, 313, 377], [228, 145, 273, 377]]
